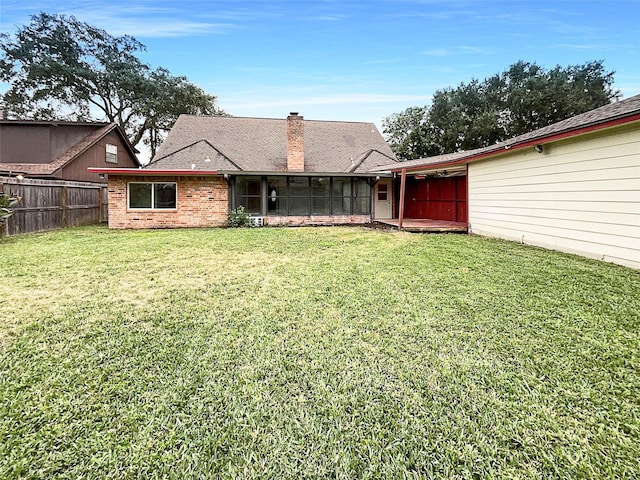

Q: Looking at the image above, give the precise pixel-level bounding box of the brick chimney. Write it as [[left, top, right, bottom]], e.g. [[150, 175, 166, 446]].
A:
[[286, 112, 304, 172]]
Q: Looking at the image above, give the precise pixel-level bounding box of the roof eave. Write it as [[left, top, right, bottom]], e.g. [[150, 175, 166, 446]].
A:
[[87, 167, 220, 176], [217, 170, 393, 177], [389, 113, 640, 173]]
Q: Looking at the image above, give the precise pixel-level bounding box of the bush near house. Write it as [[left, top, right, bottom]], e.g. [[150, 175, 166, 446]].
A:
[[227, 205, 250, 227], [0, 226, 638, 479]]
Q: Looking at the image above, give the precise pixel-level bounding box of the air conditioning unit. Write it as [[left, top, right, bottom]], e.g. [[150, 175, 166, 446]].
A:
[[249, 216, 264, 227]]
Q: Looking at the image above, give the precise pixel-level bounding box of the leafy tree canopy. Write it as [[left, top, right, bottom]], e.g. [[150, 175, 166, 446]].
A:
[[383, 60, 620, 160], [382, 106, 440, 160], [0, 12, 225, 158]]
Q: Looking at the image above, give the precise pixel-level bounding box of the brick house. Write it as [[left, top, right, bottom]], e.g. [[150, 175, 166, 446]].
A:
[[91, 113, 399, 229], [0, 120, 140, 182]]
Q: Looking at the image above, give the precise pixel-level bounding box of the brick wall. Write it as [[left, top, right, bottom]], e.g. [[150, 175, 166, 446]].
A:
[[107, 175, 228, 229], [107, 175, 373, 229]]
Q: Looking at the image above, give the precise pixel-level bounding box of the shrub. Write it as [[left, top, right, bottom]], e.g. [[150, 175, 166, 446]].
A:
[[227, 205, 250, 227], [0, 192, 20, 225]]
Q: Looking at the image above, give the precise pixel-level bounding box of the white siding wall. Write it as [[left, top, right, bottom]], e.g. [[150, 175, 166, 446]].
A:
[[468, 124, 640, 269]]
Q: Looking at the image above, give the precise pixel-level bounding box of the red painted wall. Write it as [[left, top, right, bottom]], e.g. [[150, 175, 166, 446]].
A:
[[404, 176, 467, 222]]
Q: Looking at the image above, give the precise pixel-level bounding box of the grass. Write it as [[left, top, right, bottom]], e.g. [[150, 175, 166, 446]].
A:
[[1, 225, 638, 479]]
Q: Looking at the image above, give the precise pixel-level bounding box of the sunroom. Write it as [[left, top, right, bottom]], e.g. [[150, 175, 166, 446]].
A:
[[231, 174, 371, 215]]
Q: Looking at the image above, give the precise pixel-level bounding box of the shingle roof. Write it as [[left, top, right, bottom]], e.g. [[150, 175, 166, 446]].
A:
[[149, 115, 398, 173], [371, 151, 470, 172], [373, 93, 640, 172], [0, 162, 56, 176]]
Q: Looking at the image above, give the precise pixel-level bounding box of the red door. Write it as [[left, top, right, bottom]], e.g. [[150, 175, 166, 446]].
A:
[[404, 176, 467, 222]]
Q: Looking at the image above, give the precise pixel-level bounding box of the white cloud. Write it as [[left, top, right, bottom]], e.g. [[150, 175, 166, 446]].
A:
[[0, 0, 255, 38], [422, 48, 450, 57], [103, 20, 235, 38], [223, 93, 432, 110], [551, 43, 613, 51], [312, 15, 347, 21], [422, 46, 493, 56]]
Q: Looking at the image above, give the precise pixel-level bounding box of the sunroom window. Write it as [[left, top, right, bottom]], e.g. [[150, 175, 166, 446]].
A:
[[331, 178, 351, 215], [267, 177, 288, 215], [353, 179, 371, 214], [235, 176, 261, 215], [312, 177, 330, 214], [232, 176, 372, 216], [289, 177, 310, 215]]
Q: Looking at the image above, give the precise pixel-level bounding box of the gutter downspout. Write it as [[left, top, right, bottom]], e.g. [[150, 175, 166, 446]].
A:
[[398, 168, 406, 230]]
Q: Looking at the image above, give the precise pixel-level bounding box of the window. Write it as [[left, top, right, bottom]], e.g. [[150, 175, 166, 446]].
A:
[[311, 177, 330, 214], [267, 177, 288, 215], [289, 177, 310, 215], [232, 175, 372, 216], [235, 176, 261, 214], [106, 144, 118, 164], [129, 182, 177, 209], [377, 183, 388, 201], [332, 178, 351, 215], [353, 179, 371, 214]]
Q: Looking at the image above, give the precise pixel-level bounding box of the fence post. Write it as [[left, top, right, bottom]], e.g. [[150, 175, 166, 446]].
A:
[[0, 180, 5, 238], [61, 185, 68, 228]]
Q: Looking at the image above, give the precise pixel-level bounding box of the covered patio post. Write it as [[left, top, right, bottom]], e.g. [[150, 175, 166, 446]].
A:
[[398, 168, 407, 230]]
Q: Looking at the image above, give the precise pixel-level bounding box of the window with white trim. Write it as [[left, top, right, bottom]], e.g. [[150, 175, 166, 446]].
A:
[[106, 144, 118, 164], [128, 182, 177, 209]]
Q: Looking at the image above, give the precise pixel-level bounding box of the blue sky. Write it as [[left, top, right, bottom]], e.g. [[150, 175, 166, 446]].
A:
[[1, 0, 639, 129]]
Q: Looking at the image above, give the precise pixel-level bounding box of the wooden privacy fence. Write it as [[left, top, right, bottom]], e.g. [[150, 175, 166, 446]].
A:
[[0, 176, 108, 236]]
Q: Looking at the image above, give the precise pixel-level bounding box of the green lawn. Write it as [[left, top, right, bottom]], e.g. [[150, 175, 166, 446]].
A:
[[1, 226, 638, 479]]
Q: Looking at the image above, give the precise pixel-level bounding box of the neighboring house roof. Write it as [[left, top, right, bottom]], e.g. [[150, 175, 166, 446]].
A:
[[0, 121, 140, 177], [149, 114, 398, 173], [373, 93, 640, 173]]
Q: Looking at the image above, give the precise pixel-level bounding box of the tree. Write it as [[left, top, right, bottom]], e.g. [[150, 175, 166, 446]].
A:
[[495, 60, 617, 138], [0, 13, 224, 158], [383, 60, 619, 160], [381, 106, 440, 160], [428, 79, 505, 153]]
